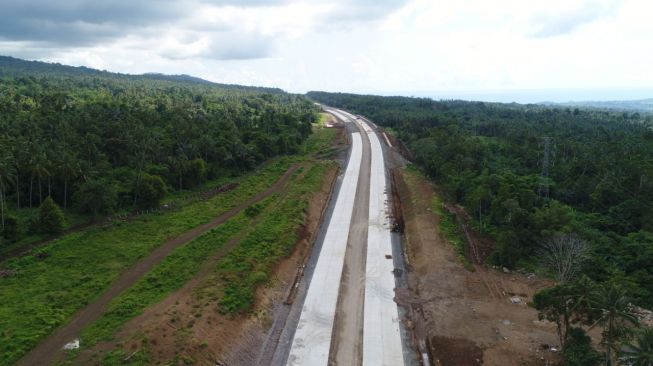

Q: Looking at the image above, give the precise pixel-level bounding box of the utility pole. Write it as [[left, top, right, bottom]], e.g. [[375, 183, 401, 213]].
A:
[[538, 136, 552, 200]]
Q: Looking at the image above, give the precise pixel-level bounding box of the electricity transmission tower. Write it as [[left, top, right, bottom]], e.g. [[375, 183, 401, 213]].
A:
[[538, 137, 553, 200]]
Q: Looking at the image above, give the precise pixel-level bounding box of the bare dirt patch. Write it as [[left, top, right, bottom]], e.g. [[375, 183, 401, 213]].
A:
[[394, 167, 560, 366], [81, 163, 339, 365], [430, 336, 483, 366]]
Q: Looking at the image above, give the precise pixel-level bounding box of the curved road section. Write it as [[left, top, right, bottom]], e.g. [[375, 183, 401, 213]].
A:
[[286, 108, 405, 366]]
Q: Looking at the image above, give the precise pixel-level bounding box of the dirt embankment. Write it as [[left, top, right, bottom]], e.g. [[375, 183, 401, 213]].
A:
[[393, 167, 560, 366]]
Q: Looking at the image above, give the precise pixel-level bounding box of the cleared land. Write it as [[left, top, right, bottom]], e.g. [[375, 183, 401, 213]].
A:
[[1, 161, 292, 365], [18, 164, 301, 366], [66, 162, 339, 365], [395, 166, 560, 366]]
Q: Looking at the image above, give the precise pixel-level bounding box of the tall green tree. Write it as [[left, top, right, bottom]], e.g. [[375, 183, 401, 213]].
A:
[[589, 283, 639, 365], [534, 278, 595, 349], [563, 327, 603, 366], [0, 142, 15, 231]]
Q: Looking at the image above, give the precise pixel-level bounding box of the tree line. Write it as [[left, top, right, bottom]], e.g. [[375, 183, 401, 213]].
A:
[[0, 59, 318, 242], [308, 91, 653, 364]]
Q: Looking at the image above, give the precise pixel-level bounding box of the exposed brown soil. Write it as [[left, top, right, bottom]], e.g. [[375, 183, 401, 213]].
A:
[[394, 167, 561, 366], [430, 336, 484, 365], [78, 162, 340, 365], [17, 165, 301, 366]]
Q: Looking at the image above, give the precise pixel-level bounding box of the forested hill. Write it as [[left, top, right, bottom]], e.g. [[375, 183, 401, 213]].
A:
[[0, 55, 283, 93], [308, 91, 653, 307], [0, 58, 317, 244]]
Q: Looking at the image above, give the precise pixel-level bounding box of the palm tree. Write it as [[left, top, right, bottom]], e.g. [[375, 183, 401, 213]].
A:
[[57, 150, 80, 209], [31, 151, 50, 206], [620, 327, 653, 366], [0, 149, 16, 230], [589, 283, 639, 365], [11, 136, 28, 209]]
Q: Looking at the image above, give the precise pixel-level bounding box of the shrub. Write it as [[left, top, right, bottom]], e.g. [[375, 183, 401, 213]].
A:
[[563, 328, 602, 366], [184, 158, 207, 188], [134, 173, 167, 208], [244, 203, 263, 218], [74, 179, 118, 217], [2, 214, 19, 241], [37, 196, 65, 235]]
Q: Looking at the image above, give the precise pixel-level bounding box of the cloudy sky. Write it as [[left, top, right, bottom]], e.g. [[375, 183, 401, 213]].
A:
[[1, 0, 652, 101]]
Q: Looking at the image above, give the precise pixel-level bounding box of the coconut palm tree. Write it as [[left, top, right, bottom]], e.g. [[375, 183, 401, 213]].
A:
[[57, 150, 80, 209], [0, 147, 16, 230], [589, 283, 639, 365], [620, 327, 653, 366]]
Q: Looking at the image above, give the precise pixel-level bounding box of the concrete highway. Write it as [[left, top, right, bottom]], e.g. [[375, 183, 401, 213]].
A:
[[284, 107, 406, 366]]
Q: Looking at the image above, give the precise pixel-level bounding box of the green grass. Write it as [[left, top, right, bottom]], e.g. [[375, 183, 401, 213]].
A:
[[0, 207, 91, 258], [78, 212, 252, 346], [63, 162, 333, 364], [315, 112, 328, 127], [216, 162, 330, 313], [403, 166, 474, 270], [302, 124, 339, 158], [0, 160, 291, 365], [430, 195, 474, 271], [1, 168, 240, 259], [0, 125, 339, 366]]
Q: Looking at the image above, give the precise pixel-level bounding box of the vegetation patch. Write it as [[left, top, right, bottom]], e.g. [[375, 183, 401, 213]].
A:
[[403, 166, 473, 269], [0, 160, 292, 365], [57, 124, 339, 365], [216, 162, 330, 313], [309, 91, 653, 309], [79, 213, 250, 346]]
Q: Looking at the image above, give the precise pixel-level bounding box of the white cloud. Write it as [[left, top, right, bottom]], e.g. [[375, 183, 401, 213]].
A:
[[2, 0, 653, 99]]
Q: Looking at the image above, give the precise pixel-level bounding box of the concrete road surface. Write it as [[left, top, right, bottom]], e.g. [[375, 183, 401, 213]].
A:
[[285, 107, 406, 366]]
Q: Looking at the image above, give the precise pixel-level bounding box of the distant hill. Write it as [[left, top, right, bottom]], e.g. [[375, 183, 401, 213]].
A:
[[544, 98, 653, 113], [141, 72, 215, 85], [0, 55, 284, 93]]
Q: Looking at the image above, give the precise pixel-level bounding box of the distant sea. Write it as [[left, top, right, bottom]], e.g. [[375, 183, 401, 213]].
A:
[[380, 88, 653, 104]]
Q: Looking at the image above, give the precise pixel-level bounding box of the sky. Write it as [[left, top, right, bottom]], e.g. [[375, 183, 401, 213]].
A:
[[1, 0, 652, 102]]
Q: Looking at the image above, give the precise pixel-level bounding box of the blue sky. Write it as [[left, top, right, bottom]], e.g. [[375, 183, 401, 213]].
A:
[[0, 0, 651, 102]]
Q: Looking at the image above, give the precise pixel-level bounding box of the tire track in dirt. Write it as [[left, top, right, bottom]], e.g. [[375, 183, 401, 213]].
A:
[[17, 164, 301, 366]]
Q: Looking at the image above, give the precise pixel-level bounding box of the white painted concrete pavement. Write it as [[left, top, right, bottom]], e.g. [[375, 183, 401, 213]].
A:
[[286, 131, 363, 366], [358, 114, 405, 366]]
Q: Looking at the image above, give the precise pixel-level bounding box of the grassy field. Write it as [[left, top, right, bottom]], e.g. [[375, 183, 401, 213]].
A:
[[78, 210, 254, 346], [402, 165, 473, 270], [0, 207, 91, 258], [57, 126, 338, 364], [0, 161, 291, 365], [0, 123, 340, 365], [215, 162, 330, 313]]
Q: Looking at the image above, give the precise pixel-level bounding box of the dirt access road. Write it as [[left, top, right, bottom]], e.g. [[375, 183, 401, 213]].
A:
[[72, 159, 341, 365], [17, 165, 301, 366]]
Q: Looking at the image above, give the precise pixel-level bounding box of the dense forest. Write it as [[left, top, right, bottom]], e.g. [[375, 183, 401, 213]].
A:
[[308, 91, 653, 308], [0, 57, 317, 245]]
